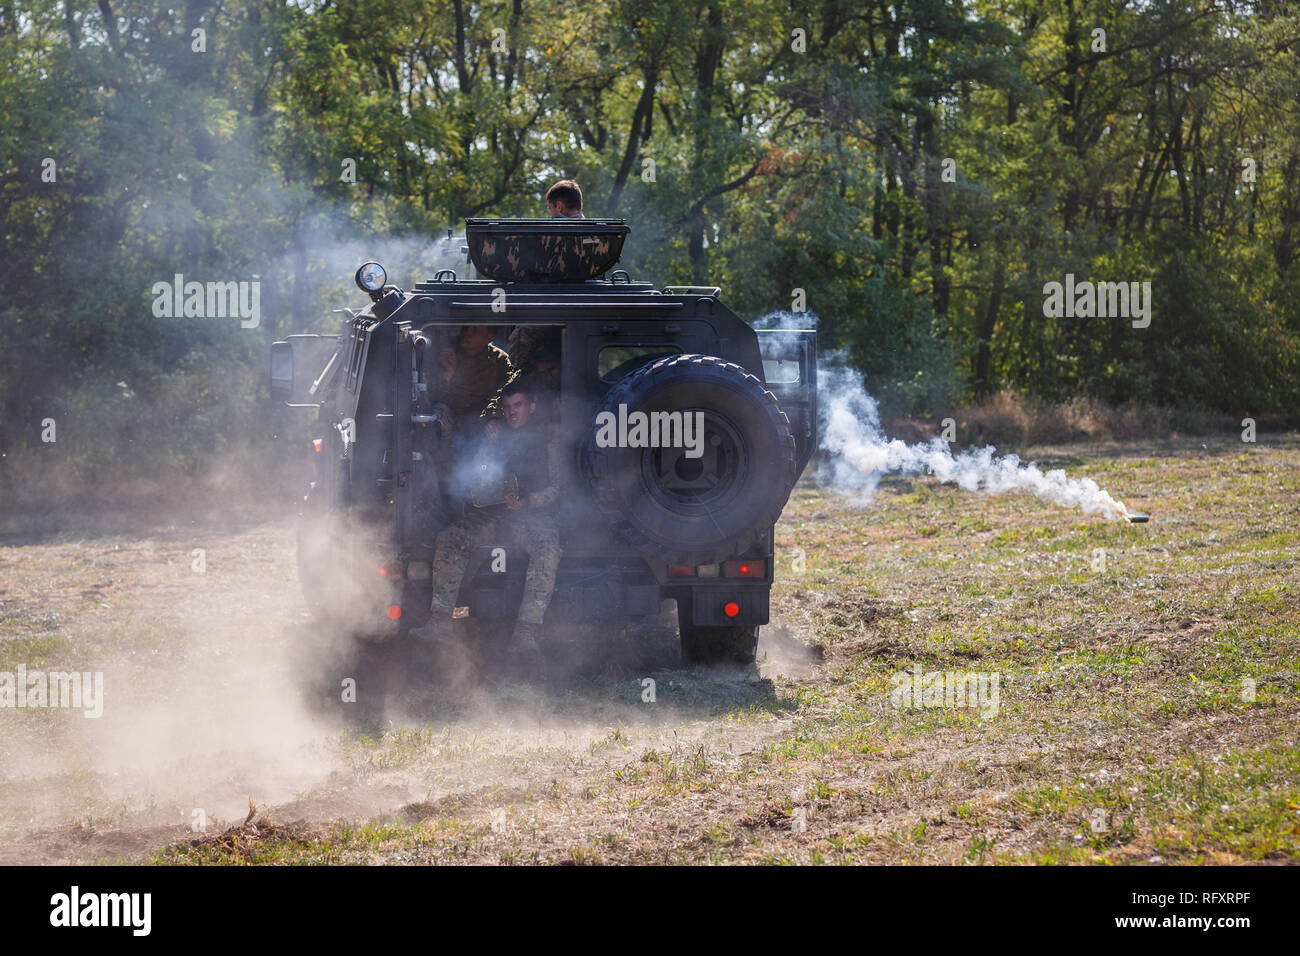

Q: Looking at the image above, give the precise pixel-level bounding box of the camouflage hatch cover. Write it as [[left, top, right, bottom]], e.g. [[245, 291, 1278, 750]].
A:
[[466, 218, 630, 283]]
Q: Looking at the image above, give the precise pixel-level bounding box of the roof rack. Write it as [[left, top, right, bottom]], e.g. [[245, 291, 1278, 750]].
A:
[[661, 285, 721, 298]]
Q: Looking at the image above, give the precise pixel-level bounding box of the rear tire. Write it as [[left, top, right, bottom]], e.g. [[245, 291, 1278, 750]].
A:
[[584, 354, 796, 566], [286, 622, 391, 730]]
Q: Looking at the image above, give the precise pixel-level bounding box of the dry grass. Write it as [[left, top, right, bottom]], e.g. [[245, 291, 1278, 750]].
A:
[[2, 432, 1297, 864]]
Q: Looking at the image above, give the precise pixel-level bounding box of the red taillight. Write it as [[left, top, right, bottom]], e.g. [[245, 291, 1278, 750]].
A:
[[667, 564, 696, 577], [723, 560, 764, 579], [723, 602, 740, 618], [386, 605, 402, 620], [379, 562, 404, 580]]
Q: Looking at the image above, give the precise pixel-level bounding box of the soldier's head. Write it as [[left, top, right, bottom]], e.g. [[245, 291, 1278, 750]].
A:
[[532, 346, 561, 389], [546, 180, 583, 218], [457, 325, 495, 352], [500, 381, 538, 429]]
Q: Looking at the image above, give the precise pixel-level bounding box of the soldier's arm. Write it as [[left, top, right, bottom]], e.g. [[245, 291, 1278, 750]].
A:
[[492, 344, 512, 387], [477, 345, 514, 419], [480, 366, 520, 420], [525, 438, 562, 510]]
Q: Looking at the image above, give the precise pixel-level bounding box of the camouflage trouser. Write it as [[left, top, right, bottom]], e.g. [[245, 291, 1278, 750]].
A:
[[429, 509, 561, 626]]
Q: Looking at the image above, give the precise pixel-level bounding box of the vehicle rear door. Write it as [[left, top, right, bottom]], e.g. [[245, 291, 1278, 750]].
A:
[[755, 329, 817, 474]]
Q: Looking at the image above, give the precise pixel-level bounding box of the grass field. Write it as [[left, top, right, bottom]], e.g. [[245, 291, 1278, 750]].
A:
[[1, 434, 1297, 864]]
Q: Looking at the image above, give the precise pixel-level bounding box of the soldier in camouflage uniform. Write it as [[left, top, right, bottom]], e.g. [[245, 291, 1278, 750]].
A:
[[504, 324, 548, 370], [434, 325, 511, 431], [483, 330, 560, 420], [416, 378, 563, 655]]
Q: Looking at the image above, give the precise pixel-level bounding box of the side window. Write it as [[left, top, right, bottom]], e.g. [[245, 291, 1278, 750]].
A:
[[762, 357, 801, 384], [598, 344, 680, 382]]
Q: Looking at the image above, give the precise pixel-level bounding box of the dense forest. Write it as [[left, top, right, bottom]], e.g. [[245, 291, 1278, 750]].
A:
[[2, 1, 1298, 495]]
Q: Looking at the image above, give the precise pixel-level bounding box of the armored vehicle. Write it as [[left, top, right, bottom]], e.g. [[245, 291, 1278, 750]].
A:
[[270, 218, 816, 680]]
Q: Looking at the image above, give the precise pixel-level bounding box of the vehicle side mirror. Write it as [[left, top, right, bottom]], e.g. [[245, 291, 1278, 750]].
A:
[[270, 341, 294, 403]]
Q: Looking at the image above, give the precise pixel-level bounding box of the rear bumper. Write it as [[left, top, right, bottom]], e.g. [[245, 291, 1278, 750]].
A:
[[681, 586, 769, 627], [462, 553, 662, 622]]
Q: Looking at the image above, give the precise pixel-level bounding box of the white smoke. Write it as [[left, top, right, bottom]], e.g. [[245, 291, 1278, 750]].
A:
[[752, 312, 1133, 521], [819, 364, 1132, 519]]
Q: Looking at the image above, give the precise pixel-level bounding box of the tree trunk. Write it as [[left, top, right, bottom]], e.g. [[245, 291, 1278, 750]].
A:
[[974, 257, 1005, 400]]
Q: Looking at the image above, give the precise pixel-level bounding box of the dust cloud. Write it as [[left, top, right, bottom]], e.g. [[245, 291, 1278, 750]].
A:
[[0, 513, 782, 864]]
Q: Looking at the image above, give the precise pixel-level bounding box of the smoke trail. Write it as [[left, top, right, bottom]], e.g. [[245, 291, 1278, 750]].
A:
[[753, 313, 1133, 520], [819, 367, 1132, 519]]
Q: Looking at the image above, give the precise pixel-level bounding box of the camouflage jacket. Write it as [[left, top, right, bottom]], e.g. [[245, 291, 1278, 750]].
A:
[[482, 329, 553, 418], [501, 421, 562, 512], [440, 343, 511, 419], [505, 325, 546, 369]]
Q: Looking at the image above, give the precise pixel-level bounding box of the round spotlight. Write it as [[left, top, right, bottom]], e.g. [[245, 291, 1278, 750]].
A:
[[355, 261, 387, 292]]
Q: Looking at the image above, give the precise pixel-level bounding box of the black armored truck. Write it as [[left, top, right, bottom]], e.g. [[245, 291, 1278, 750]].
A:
[[271, 218, 816, 676]]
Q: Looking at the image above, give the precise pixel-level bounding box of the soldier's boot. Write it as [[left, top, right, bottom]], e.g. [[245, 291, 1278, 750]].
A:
[[511, 620, 542, 654], [409, 610, 456, 648], [505, 620, 543, 682]]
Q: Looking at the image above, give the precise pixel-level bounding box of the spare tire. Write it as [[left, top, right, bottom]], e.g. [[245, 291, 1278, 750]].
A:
[[584, 354, 797, 565]]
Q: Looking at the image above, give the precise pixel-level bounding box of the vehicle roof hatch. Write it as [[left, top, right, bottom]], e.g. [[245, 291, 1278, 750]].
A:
[[465, 218, 630, 283]]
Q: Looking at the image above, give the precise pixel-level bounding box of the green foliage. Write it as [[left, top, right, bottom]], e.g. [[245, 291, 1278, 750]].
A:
[[2, 0, 1298, 499]]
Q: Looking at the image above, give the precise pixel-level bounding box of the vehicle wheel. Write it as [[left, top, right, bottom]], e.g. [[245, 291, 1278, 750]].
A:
[[286, 622, 391, 728], [584, 354, 797, 566], [677, 594, 758, 666]]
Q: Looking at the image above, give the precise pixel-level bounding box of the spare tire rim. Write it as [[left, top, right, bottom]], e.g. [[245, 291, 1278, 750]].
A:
[[639, 410, 746, 513]]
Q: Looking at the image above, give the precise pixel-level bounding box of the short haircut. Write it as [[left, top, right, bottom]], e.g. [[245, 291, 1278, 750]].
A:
[[546, 180, 583, 212], [501, 379, 536, 403]]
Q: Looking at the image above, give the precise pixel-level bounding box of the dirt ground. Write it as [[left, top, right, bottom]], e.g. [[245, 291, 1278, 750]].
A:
[[1, 434, 1297, 864]]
